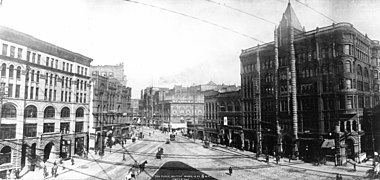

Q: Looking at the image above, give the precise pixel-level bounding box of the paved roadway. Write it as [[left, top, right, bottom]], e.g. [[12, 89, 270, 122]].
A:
[[20, 126, 374, 180]]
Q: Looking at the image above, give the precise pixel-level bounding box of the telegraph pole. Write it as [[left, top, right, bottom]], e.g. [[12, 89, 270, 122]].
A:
[[193, 89, 196, 141]]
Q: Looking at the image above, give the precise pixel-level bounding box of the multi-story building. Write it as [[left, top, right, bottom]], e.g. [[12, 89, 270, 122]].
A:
[[0, 26, 92, 178], [204, 90, 242, 147], [91, 63, 128, 85], [240, 3, 379, 164], [88, 68, 132, 154]]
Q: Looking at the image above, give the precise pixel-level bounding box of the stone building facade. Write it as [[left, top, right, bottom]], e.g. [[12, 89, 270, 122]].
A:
[[240, 3, 379, 164], [0, 26, 92, 178]]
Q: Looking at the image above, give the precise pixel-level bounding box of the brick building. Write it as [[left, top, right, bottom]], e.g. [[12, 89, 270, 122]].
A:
[[89, 67, 132, 154], [240, 3, 379, 164], [0, 26, 92, 178], [204, 90, 242, 147]]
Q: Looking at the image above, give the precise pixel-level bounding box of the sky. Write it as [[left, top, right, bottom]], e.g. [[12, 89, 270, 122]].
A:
[[0, 0, 380, 99]]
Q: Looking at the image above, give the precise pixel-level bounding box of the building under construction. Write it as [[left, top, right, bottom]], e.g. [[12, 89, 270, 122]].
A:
[[240, 3, 380, 165]]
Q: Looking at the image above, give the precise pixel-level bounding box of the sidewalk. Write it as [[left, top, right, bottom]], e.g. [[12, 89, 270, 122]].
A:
[[19, 142, 133, 180], [191, 139, 374, 179]]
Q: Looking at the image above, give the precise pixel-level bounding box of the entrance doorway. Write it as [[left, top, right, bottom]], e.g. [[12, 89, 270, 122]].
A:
[[60, 140, 71, 160], [346, 139, 355, 160], [43, 142, 55, 162]]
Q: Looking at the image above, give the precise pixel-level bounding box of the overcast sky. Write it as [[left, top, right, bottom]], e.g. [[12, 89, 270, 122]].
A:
[[0, 0, 379, 99]]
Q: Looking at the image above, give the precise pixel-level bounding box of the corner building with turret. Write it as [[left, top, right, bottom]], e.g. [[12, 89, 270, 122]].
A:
[[240, 3, 380, 165]]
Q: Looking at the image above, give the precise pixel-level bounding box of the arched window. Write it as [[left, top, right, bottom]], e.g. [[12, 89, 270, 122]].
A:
[[338, 61, 344, 73], [0, 146, 11, 165], [345, 61, 351, 73], [61, 107, 70, 118], [44, 106, 55, 118], [1, 63, 6, 77], [227, 102, 233, 112], [357, 64, 362, 75], [364, 67, 369, 78], [234, 102, 240, 111], [1, 104, 16, 118], [76, 108, 84, 117], [16, 66, 21, 79], [24, 105, 37, 118], [8, 65, 14, 78]]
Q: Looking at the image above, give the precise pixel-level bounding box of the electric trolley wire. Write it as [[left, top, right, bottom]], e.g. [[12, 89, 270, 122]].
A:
[[203, 0, 277, 25], [294, 0, 336, 23], [123, 0, 266, 43]]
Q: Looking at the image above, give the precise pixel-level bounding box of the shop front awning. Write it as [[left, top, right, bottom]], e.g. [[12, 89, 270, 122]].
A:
[[321, 139, 335, 149]]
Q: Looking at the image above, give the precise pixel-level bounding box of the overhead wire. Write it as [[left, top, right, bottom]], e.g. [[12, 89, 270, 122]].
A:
[[294, 0, 336, 23], [123, 0, 266, 43]]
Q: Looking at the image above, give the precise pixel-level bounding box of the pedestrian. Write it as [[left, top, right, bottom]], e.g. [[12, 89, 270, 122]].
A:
[[276, 155, 280, 164], [228, 166, 232, 175], [123, 153, 126, 161], [71, 157, 75, 165], [6, 169, 10, 180], [43, 165, 48, 178]]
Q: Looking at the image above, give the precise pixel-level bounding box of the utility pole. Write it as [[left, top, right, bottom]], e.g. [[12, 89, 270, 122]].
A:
[[21, 65, 30, 169], [193, 89, 196, 141]]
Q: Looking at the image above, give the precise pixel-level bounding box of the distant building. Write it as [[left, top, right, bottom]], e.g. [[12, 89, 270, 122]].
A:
[[0, 26, 92, 177], [91, 63, 127, 85], [89, 66, 132, 153], [204, 90, 242, 147], [240, 3, 380, 164]]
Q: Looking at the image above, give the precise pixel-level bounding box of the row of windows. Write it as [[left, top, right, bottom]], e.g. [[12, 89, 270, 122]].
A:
[[2, 104, 85, 118], [0, 121, 84, 140], [2, 43, 88, 76]]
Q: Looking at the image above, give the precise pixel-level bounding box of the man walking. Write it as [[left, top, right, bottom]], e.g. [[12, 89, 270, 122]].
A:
[[228, 166, 232, 175]]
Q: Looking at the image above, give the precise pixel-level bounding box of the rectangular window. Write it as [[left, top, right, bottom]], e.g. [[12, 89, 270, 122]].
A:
[[7, 84, 13, 97], [43, 123, 55, 133], [70, 64, 73, 72], [27, 51, 30, 61], [75, 122, 83, 132], [85, 68, 87, 76], [81, 67, 84, 75], [69, 78, 72, 88], [55, 59, 58, 69], [77, 66, 80, 74], [46, 73, 49, 84], [25, 86, 28, 99], [17, 48, 22, 59], [2, 44, 8, 56], [62, 62, 65, 71], [76, 93, 79, 102], [32, 53, 36, 63], [0, 124, 16, 139], [347, 96, 353, 109], [30, 87, 34, 99], [66, 63, 69, 71], [44, 88, 47, 100], [10, 46, 15, 58], [53, 90, 56, 101], [61, 91, 64, 101], [49, 89, 52, 101], [358, 96, 364, 108], [36, 88, 39, 100], [80, 93, 82, 103], [60, 123, 70, 134], [84, 93, 86, 103], [69, 92, 71, 102], [346, 79, 352, 89], [37, 54, 41, 64], [24, 124, 37, 137], [61, 76, 64, 87], [15, 85, 20, 98], [51, 58, 54, 68], [65, 91, 67, 102]]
